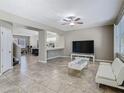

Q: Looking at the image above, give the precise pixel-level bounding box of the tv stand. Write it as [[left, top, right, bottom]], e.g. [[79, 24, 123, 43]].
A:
[[71, 53, 95, 63]]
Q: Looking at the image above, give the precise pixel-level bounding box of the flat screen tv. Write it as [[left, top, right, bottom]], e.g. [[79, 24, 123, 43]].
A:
[[72, 40, 94, 54]]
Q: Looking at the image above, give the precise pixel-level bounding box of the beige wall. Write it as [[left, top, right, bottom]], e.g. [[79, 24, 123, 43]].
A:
[[30, 35, 38, 48], [64, 25, 114, 60]]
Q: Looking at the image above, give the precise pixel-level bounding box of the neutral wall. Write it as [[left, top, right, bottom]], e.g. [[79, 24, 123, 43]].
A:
[[30, 35, 38, 48], [56, 34, 65, 48], [12, 27, 38, 36], [64, 25, 114, 60]]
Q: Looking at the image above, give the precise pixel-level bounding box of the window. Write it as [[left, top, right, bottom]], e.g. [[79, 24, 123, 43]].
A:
[[115, 16, 124, 55]]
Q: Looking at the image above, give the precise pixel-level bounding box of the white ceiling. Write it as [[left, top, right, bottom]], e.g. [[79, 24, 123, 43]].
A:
[[13, 28, 38, 36], [0, 0, 123, 31], [13, 26, 56, 38]]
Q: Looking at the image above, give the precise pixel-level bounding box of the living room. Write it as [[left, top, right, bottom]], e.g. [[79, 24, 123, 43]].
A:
[[0, 0, 124, 93]]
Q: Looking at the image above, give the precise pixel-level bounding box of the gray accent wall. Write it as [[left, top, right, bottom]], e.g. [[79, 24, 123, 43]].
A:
[[64, 25, 114, 60]]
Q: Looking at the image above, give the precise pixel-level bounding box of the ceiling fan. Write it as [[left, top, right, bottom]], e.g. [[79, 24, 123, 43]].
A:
[[61, 16, 83, 26]]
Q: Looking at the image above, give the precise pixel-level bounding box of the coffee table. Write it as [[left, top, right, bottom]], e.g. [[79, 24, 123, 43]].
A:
[[68, 58, 89, 76]]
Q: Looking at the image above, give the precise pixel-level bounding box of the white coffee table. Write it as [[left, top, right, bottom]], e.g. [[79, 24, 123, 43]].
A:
[[68, 58, 89, 76]]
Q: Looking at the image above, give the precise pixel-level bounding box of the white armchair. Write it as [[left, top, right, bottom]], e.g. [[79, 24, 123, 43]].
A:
[[95, 58, 124, 90]]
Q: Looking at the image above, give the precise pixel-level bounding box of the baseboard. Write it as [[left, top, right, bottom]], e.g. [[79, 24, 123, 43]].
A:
[[38, 60, 47, 63], [0, 66, 13, 75], [47, 56, 70, 60], [95, 59, 113, 63], [60, 56, 70, 58], [10, 66, 13, 69], [47, 56, 61, 60]]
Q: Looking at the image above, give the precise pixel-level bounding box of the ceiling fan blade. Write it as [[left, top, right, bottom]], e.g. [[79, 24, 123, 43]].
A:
[[68, 16, 75, 20], [61, 23, 68, 25], [76, 22, 83, 24], [63, 19, 69, 22], [74, 18, 80, 21]]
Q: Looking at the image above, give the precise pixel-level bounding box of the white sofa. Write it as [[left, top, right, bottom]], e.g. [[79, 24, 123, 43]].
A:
[[95, 58, 124, 90]]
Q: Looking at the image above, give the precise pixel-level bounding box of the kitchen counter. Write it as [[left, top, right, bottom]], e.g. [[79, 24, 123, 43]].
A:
[[47, 47, 64, 51], [47, 47, 64, 60]]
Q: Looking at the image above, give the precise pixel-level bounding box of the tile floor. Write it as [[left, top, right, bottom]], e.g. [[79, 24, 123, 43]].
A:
[[0, 55, 123, 93]]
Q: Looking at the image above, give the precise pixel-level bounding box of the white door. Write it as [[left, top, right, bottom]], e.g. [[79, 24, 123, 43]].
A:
[[1, 26, 12, 73]]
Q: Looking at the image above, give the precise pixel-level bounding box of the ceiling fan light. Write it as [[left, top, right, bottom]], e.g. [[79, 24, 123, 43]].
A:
[[69, 22, 75, 26]]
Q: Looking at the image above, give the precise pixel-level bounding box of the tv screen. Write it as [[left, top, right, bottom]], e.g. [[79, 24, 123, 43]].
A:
[[72, 40, 94, 54]]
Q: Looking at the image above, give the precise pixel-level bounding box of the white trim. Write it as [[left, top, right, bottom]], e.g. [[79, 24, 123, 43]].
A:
[[10, 66, 13, 69], [59, 56, 70, 58], [1, 66, 13, 75], [95, 59, 113, 63], [9, 66, 13, 70], [47, 56, 70, 60], [47, 56, 61, 60], [38, 60, 47, 63]]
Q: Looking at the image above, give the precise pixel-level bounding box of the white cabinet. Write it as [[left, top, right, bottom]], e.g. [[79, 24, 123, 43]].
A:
[[0, 23, 13, 75]]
